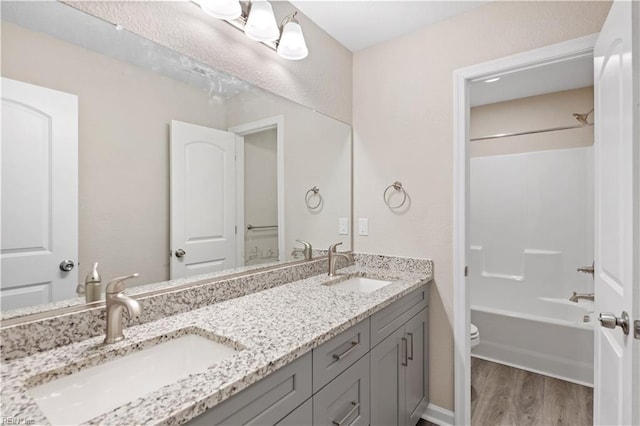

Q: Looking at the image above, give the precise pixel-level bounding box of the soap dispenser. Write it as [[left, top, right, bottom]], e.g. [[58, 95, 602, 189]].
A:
[[84, 262, 102, 303]]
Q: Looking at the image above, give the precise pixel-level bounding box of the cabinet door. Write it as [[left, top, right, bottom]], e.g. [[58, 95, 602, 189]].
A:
[[313, 355, 370, 426], [404, 308, 428, 426], [370, 326, 405, 426]]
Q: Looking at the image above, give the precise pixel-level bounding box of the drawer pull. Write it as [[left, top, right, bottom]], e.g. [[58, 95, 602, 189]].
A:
[[401, 337, 408, 366], [332, 341, 359, 361], [332, 401, 359, 426], [407, 332, 414, 360]]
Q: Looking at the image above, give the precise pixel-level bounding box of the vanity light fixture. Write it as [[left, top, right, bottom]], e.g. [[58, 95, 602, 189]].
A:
[[244, 0, 279, 42], [200, 0, 242, 20], [277, 13, 308, 60], [196, 0, 309, 60]]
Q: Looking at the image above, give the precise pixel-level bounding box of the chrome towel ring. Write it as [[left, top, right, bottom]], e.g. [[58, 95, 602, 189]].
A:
[[305, 186, 322, 209], [383, 181, 407, 209]]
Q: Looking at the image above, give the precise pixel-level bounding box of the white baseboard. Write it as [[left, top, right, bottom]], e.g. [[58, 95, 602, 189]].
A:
[[422, 403, 455, 426]]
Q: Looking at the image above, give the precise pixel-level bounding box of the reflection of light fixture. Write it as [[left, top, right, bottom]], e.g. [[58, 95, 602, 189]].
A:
[[245, 1, 279, 42], [277, 13, 308, 60], [196, 1, 309, 61], [200, 0, 242, 20], [484, 77, 501, 83]]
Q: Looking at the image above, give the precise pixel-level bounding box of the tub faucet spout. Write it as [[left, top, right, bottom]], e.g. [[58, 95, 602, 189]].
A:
[[569, 292, 595, 303]]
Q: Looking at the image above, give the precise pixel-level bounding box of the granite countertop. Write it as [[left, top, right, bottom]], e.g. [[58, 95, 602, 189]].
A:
[[1, 262, 432, 425]]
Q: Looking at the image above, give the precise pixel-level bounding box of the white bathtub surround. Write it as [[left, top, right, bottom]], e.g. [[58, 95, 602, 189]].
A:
[[469, 147, 594, 385], [0, 256, 432, 425]]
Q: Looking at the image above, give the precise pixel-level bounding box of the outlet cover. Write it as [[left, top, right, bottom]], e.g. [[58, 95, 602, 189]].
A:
[[358, 218, 369, 236], [339, 217, 349, 235]]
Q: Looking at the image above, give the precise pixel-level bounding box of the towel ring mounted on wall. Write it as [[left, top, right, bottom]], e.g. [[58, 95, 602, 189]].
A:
[[305, 186, 322, 210], [383, 181, 407, 209]]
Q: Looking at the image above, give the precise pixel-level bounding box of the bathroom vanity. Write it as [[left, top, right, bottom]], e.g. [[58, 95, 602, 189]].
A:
[[0, 254, 432, 425]]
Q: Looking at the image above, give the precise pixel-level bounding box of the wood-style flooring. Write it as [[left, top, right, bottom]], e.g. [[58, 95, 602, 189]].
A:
[[471, 358, 593, 426]]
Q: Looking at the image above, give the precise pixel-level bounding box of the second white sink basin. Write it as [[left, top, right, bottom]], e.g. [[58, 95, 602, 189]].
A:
[[29, 334, 239, 425], [327, 276, 394, 293]]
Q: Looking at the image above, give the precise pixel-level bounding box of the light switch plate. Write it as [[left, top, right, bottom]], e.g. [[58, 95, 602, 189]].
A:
[[339, 217, 349, 235], [358, 218, 369, 236]]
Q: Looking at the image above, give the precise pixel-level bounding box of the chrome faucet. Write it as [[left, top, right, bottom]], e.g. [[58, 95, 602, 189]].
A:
[[104, 273, 141, 344], [328, 242, 353, 276], [569, 291, 595, 303]]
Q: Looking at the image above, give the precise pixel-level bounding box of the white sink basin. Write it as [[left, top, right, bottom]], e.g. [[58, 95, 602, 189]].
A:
[[327, 276, 394, 293], [29, 334, 239, 425]]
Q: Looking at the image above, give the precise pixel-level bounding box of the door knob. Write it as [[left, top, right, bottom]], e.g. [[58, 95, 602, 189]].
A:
[[59, 260, 75, 272], [175, 249, 186, 258], [598, 311, 629, 335]]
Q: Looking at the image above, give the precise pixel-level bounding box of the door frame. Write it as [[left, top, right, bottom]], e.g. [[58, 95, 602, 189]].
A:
[[452, 34, 598, 425], [229, 116, 285, 267]]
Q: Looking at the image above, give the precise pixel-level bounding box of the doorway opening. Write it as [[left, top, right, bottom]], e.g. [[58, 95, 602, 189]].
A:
[[453, 34, 599, 425], [229, 116, 285, 267]]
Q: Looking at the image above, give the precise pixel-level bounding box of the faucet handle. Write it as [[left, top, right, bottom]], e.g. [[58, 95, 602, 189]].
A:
[[105, 273, 139, 295], [329, 242, 343, 253]]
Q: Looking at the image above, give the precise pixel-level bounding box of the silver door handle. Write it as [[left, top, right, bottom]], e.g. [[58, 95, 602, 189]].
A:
[[59, 260, 75, 272], [599, 311, 629, 335], [175, 249, 186, 258]]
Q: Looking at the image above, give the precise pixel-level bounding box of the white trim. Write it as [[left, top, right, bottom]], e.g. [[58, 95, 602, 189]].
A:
[[422, 403, 455, 426], [234, 136, 245, 266], [229, 116, 285, 265], [452, 33, 598, 426]]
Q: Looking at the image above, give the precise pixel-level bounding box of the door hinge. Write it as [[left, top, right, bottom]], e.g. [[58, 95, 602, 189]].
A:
[[235, 225, 237, 235], [464, 266, 468, 277]]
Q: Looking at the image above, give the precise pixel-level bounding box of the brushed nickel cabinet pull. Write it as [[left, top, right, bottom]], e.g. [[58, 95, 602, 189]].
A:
[[407, 332, 414, 360], [401, 337, 408, 366], [332, 341, 359, 361], [332, 401, 359, 426]]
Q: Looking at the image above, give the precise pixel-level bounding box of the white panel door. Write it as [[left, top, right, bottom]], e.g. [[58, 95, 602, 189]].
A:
[[1, 78, 78, 310], [170, 120, 237, 279], [593, 1, 639, 425]]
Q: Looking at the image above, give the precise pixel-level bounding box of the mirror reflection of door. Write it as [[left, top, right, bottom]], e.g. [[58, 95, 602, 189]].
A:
[[169, 120, 238, 279], [0, 78, 78, 310]]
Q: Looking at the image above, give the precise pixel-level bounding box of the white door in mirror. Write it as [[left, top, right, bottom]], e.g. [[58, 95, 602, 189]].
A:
[[170, 120, 238, 279], [593, 1, 639, 424], [0, 78, 78, 310]]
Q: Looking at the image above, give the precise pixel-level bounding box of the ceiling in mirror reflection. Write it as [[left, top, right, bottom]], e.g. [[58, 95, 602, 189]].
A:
[[0, 1, 351, 319]]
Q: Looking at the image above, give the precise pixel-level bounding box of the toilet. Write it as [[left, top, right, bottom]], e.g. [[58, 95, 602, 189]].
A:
[[470, 323, 480, 350]]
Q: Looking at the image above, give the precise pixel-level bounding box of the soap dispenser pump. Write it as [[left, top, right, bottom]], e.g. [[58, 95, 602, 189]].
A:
[[83, 262, 102, 303]]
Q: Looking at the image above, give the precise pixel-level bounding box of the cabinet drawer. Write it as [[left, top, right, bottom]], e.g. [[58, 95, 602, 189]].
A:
[[313, 355, 370, 426], [187, 352, 312, 426], [275, 398, 312, 426], [370, 285, 428, 347], [313, 318, 370, 392]]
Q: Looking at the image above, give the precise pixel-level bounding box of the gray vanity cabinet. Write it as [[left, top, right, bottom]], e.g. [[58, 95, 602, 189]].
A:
[[370, 307, 429, 426], [313, 355, 370, 426], [188, 285, 429, 426], [187, 352, 312, 426]]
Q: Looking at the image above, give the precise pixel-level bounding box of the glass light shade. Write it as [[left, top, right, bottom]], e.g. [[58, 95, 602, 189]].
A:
[[277, 21, 308, 60], [200, 0, 242, 20], [244, 1, 279, 42]]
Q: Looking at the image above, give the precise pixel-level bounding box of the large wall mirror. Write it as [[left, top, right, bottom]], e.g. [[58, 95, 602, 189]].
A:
[[0, 1, 351, 317]]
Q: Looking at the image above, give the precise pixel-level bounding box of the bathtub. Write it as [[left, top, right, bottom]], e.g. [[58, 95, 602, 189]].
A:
[[471, 297, 594, 386]]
